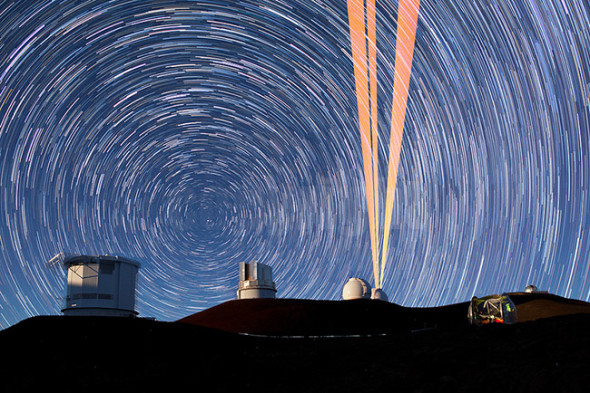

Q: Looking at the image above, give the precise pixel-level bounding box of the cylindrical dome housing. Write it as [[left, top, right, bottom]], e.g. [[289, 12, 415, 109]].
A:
[[61, 254, 140, 317], [342, 278, 372, 300], [237, 261, 277, 299]]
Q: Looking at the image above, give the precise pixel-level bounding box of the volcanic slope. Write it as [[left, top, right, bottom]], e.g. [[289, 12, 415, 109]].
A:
[[507, 291, 590, 322], [178, 292, 590, 335], [2, 294, 590, 392]]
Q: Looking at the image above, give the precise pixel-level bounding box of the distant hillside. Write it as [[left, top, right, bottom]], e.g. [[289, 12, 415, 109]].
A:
[[2, 294, 590, 392], [508, 291, 590, 321], [178, 298, 469, 335], [178, 292, 590, 335]]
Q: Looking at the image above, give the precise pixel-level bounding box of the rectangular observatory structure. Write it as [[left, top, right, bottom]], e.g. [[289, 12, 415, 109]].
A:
[[62, 255, 140, 317], [237, 261, 276, 299]]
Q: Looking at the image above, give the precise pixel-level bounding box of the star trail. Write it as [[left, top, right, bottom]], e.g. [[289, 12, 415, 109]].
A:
[[0, 0, 589, 328]]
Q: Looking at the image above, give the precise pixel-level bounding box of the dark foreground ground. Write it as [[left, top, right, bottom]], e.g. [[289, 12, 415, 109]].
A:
[[2, 293, 590, 392]]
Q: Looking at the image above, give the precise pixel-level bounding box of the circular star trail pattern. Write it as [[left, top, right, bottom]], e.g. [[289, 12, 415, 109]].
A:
[[0, 0, 589, 327]]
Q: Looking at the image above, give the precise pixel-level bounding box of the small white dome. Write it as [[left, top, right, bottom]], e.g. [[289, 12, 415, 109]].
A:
[[371, 288, 388, 301], [525, 284, 538, 293], [342, 278, 371, 300]]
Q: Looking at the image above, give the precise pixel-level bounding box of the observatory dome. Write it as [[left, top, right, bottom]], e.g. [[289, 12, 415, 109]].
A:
[[342, 278, 371, 300], [525, 284, 538, 293], [371, 288, 388, 301]]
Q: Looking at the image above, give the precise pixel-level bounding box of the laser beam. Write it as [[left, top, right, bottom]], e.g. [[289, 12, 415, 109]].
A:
[[380, 0, 420, 289], [346, 0, 420, 290]]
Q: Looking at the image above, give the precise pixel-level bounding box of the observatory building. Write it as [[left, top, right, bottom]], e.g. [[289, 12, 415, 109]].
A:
[[371, 287, 389, 301], [61, 254, 140, 317], [237, 261, 277, 299], [342, 278, 371, 300], [342, 278, 388, 301], [524, 284, 547, 294]]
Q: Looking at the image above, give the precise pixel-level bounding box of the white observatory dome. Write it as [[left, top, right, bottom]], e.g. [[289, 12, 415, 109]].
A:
[[525, 284, 538, 293], [371, 288, 388, 301], [342, 278, 372, 300]]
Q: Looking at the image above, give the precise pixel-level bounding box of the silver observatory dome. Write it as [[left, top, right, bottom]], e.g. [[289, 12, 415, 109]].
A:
[[371, 288, 389, 301], [342, 278, 372, 300]]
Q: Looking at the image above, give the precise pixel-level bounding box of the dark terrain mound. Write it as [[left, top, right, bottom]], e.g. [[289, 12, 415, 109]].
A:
[[2, 294, 590, 392], [178, 292, 590, 335], [178, 298, 469, 335], [507, 292, 590, 322]]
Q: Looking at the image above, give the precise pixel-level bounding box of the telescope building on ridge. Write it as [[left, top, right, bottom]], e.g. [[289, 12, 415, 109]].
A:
[[237, 261, 277, 299], [342, 277, 388, 301], [60, 254, 140, 317]]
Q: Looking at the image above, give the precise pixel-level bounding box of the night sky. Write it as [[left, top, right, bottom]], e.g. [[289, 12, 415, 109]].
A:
[[1, 0, 589, 328]]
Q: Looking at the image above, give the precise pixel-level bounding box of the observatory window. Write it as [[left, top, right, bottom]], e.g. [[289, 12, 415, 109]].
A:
[[72, 293, 113, 300], [99, 261, 115, 275], [73, 293, 95, 300]]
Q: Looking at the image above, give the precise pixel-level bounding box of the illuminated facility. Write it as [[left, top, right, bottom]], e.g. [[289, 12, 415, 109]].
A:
[[59, 254, 140, 317], [342, 277, 388, 301], [237, 261, 277, 299]]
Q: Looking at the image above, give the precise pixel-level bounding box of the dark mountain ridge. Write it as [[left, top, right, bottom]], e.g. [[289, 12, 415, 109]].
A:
[[2, 293, 590, 392]]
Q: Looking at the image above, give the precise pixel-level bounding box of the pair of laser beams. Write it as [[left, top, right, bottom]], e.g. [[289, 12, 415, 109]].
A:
[[346, 0, 420, 289]]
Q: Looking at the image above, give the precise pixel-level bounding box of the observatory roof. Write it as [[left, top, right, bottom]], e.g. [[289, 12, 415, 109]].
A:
[[342, 278, 372, 300], [62, 254, 141, 268]]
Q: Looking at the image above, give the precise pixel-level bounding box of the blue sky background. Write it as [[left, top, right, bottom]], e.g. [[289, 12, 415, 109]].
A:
[[0, 0, 589, 328]]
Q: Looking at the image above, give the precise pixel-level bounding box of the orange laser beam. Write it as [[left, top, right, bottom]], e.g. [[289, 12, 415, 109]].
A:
[[366, 0, 380, 288], [347, 0, 379, 285], [380, 0, 420, 288]]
